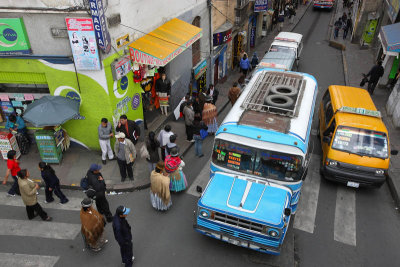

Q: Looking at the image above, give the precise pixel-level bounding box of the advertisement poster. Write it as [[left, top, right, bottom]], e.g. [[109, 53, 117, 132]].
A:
[[254, 0, 268, 12], [0, 18, 32, 55], [65, 18, 101, 71]]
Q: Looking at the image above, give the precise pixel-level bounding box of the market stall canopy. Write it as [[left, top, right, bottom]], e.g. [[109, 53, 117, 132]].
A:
[[379, 22, 400, 54], [23, 95, 80, 127], [129, 18, 202, 67]]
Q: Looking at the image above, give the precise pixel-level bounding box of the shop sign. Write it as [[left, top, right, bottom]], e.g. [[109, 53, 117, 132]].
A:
[[65, 18, 101, 71], [213, 29, 232, 47], [385, 0, 400, 23], [116, 34, 130, 48], [89, 0, 111, 53], [0, 18, 32, 55], [129, 32, 202, 66], [254, 0, 268, 12], [193, 59, 207, 80], [111, 55, 132, 81], [250, 18, 257, 48]]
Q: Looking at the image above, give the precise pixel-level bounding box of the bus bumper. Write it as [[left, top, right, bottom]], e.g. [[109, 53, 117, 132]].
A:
[[193, 222, 281, 255]]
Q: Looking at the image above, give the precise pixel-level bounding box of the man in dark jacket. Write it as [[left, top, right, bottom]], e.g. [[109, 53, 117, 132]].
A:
[[366, 60, 385, 95], [116, 115, 140, 145], [113, 206, 134, 267], [87, 164, 113, 222]]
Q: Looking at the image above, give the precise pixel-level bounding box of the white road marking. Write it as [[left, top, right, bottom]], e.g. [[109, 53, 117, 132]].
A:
[[0, 219, 81, 240], [187, 159, 211, 197], [294, 155, 321, 233], [0, 194, 84, 211], [334, 187, 356, 246], [0, 253, 59, 267]]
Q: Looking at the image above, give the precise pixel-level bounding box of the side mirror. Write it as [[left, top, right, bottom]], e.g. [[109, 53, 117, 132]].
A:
[[284, 208, 291, 217], [196, 185, 203, 193], [391, 149, 398, 155], [323, 136, 331, 144]]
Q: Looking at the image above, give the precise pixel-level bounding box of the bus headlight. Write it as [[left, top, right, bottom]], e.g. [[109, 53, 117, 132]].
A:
[[268, 229, 280, 238], [199, 209, 210, 218], [375, 169, 384, 175]]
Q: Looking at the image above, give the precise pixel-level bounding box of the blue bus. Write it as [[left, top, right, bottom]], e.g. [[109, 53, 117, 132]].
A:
[[194, 69, 318, 254]]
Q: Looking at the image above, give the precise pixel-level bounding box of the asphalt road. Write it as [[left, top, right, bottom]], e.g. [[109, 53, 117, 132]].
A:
[[1, 6, 400, 267]]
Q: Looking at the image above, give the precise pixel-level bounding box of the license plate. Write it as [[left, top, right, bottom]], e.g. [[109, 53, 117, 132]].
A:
[[228, 238, 240, 246], [347, 181, 359, 188]]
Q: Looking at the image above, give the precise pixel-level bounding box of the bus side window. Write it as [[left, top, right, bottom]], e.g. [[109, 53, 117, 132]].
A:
[[323, 119, 336, 137], [325, 102, 334, 126]]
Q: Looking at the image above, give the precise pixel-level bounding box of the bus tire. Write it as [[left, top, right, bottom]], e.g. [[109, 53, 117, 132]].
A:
[[264, 95, 294, 108], [270, 85, 298, 97]]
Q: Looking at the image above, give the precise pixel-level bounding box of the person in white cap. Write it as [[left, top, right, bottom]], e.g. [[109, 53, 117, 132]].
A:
[[113, 205, 134, 267], [80, 198, 108, 252], [114, 132, 136, 182]]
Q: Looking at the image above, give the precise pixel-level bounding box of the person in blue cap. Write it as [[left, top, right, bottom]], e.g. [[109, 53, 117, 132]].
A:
[[86, 163, 113, 222], [113, 205, 134, 267]]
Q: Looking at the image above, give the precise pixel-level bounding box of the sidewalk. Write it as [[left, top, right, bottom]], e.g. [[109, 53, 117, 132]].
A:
[[0, 2, 312, 193], [331, 0, 400, 208]]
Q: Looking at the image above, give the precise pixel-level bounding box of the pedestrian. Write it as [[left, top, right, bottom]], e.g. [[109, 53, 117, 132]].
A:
[[343, 0, 348, 8], [165, 134, 179, 157], [157, 124, 174, 161], [240, 54, 251, 77], [239, 49, 247, 62], [366, 60, 385, 95], [114, 133, 137, 182], [80, 198, 108, 252], [278, 10, 285, 32], [179, 94, 190, 118], [38, 162, 69, 204], [238, 75, 246, 89], [146, 131, 160, 173], [343, 17, 353, 39], [192, 114, 208, 158], [2, 150, 20, 197], [193, 95, 203, 116], [198, 91, 206, 113], [229, 82, 241, 106], [272, 9, 278, 31], [183, 100, 195, 142], [150, 161, 172, 210], [250, 52, 259, 69], [342, 12, 347, 22], [17, 169, 52, 221], [5, 114, 27, 135], [207, 84, 219, 105], [98, 118, 115, 165], [289, 5, 296, 24], [112, 205, 134, 267], [334, 18, 342, 39], [165, 147, 187, 192], [116, 114, 140, 145], [155, 73, 171, 115], [86, 163, 113, 222], [202, 96, 218, 134]]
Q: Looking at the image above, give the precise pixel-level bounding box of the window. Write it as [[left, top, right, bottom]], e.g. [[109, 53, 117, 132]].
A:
[[212, 139, 304, 181], [332, 126, 388, 159], [325, 102, 333, 125]]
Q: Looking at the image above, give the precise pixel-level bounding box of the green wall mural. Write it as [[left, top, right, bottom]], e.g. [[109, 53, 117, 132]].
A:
[[0, 54, 143, 150]]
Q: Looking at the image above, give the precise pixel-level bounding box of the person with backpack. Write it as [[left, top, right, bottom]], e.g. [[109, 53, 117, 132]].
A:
[[86, 163, 113, 222], [38, 162, 68, 204], [202, 96, 218, 134], [192, 114, 208, 158], [165, 147, 187, 192], [150, 161, 172, 211]]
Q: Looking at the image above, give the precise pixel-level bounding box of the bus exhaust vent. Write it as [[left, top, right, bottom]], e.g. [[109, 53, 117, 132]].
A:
[[241, 72, 306, 117]]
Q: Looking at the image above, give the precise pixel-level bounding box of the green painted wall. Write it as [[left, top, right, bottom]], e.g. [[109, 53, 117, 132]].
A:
[[0, 55, 143, 150]]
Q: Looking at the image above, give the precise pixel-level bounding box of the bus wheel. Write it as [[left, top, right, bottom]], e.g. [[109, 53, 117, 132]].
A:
[[264, 94, 294, 108]]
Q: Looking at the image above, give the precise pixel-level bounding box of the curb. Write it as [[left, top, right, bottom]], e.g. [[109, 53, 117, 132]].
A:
[[289, 1, 312, 32], [341, 50, 349, 86], [387, 171, 400, 208]]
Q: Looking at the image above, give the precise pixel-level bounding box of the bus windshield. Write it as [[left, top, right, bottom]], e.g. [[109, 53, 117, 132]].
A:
[[212, 139, 303, 181], [332, 126, 389, 159]]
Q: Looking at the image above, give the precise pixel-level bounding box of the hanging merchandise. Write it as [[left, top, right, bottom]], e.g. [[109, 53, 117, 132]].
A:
[[147, 65, 156, 77], [140, 64, 147, 79], [141, 78, 153, 92], [133, 70, 142, 83]]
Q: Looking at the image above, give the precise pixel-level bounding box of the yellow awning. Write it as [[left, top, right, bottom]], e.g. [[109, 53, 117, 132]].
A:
[[129, 18, 202, 67]]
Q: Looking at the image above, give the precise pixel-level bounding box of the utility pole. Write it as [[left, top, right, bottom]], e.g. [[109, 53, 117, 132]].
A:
[[208, 0, 214, 87]]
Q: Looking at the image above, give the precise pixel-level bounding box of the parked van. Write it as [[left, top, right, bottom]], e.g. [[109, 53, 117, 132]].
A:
[[318, 85, 393, 188]]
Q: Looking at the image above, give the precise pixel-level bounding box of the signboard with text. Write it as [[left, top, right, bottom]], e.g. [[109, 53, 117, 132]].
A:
[[213, 29, 232, 47], [89, 0, 111, 53], [65, 18, 101, 71], [0, 18, 32, 55], [254, 0, 268, 12]]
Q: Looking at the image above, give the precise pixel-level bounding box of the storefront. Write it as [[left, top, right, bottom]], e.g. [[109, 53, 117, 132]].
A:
[[213, 44, 228, 85], [128, 18, 202, 123], [191, 58, 207, 97], [0, 17, 144, 150], [378, 22, 400, 85]]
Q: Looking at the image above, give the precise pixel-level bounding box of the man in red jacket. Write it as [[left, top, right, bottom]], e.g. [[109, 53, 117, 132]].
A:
[[116, 115, 141, 145]]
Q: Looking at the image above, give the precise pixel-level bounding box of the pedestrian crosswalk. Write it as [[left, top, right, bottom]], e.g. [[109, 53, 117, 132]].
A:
[[188, 154, 360, 247]]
